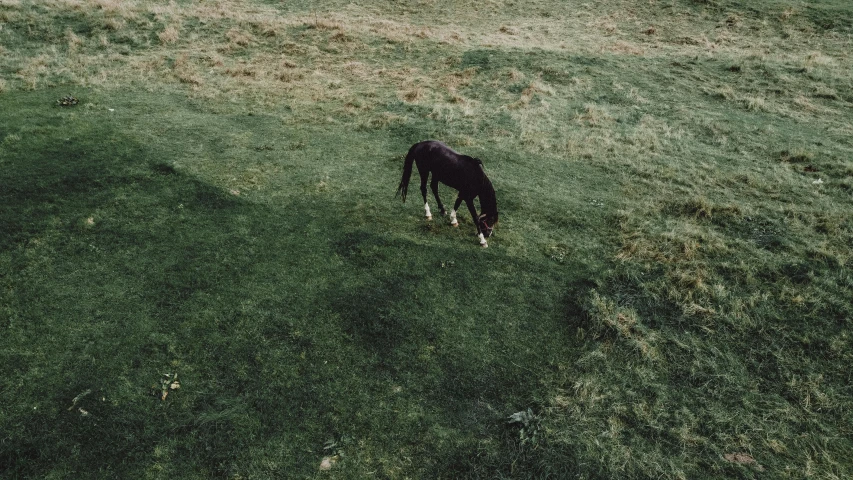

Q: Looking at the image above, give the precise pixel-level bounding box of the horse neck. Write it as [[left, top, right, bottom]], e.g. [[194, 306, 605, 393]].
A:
[[479, 177, 498, 215]]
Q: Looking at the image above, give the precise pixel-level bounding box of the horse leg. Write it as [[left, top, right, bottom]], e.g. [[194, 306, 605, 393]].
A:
[[465, 198, 487, 247], [449, 196, 463, 227], [419, 171, 432, 220], [430, 178, 446, 216]]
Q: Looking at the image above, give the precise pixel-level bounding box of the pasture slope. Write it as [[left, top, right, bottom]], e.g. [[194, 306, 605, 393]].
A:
[[1, 0, 851, 478]]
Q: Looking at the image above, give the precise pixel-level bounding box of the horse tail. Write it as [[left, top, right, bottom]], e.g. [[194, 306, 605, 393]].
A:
[[396, 146, 417, 202]]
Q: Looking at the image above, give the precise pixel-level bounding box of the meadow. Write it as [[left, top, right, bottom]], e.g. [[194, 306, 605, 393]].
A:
[[1, 0, 851, 478]]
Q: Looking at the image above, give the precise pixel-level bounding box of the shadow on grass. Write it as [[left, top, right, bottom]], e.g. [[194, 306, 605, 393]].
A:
[[0, 95, 349, 477]]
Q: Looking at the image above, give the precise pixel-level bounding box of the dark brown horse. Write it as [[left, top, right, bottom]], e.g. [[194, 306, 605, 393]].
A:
[[396, 141, 498, 247]]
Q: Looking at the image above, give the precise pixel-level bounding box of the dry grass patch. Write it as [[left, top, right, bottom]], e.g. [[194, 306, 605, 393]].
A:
[[427, 95, 478, 123], [158, 25, 180, 45], [793, 95, 819, 112], [92, 0, 127, 14], [225, 63, 258, 78], [616, 213, 728, 265], [508, 79, 554, 109], [368, 19, 435, 43], [172, 54, 204, 87], [499, 25, 520, 35], [507, 68, 524, 81], [585, 292, 661, 362], [309, 17, 344, 31], [185, 0, 282, 23], [66, 29, 84, 51], [328, 31, 354, 43], [100, 16, 124, 31], [562, 137, 600, 160], [439, 67, 477, 91], [359, 111, 407, 130], [149, 1, 179, 22], [341, 61, 369, 78], [225, 28, 253, 48], [589, 16, 619, 36], [401, 87, 423, 102], [803, 51, 837, 69], [576, 102, 613, 127], [779, 7, 797, 22], [276, 70, 304, 83], [608, 41, 644, 56], [16, 54, 53, 90], [743, 96, 768, 112], [628, 115, 684, 152]]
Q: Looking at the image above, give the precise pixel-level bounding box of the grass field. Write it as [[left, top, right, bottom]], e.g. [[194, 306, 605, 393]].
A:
[[1, 0, 852, 478]]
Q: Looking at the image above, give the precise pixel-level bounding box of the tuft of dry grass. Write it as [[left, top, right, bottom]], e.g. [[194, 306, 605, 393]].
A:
[[101, 16, 124, 31], [226, 28, 253, 47], [275, 66, 305, 83], [66, 29, 84, 51], [508, 79, 554, 109], [172, 54, 203, 87], [744, 96, 768, 112], [369, 19, 436, 43], [401, 87, 423, 102], [499, 25, 519, 35], [440, 67, 477, 91], [359, 111, 407, 130], [585, 291, 661, 362], [158, 25, 180, 45], [92, 0, 125, 14], [609, 41, 644, 56], [576, 103, 613, 127], [309, 17, 344, 31], [779, 7, 796, 21], [804, 51, 836, 69], [507, 68, 524, 81]]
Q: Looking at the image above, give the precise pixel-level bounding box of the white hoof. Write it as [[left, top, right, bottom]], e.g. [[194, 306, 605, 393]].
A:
[[451, 221, 458, 227], [425, 215, 432, 221]]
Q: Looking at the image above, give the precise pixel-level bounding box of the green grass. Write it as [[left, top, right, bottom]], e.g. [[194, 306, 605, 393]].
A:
[[2, 0, 852, 478]]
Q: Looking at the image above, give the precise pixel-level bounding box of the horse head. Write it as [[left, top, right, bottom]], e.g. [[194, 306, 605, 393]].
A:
[[478, 211, 498, 238]]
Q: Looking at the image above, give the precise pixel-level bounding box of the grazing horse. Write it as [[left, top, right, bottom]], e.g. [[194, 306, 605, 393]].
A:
[[396, 141, 499, 247]]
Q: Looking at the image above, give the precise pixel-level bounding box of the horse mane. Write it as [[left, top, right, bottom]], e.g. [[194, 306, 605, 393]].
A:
[[458, 155, 496, 214], [461, 155, 483, 166], [478, 172, 498, 216]]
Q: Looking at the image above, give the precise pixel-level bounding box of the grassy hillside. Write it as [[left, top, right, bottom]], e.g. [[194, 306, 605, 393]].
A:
[[1, 0, 851, 478]]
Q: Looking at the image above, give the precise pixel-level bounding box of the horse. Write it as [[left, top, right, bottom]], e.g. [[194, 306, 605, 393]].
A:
[[396, 141, 499, 247]]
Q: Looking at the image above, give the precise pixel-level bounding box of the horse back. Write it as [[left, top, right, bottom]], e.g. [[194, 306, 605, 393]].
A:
[[411, 141, 486, 194]]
